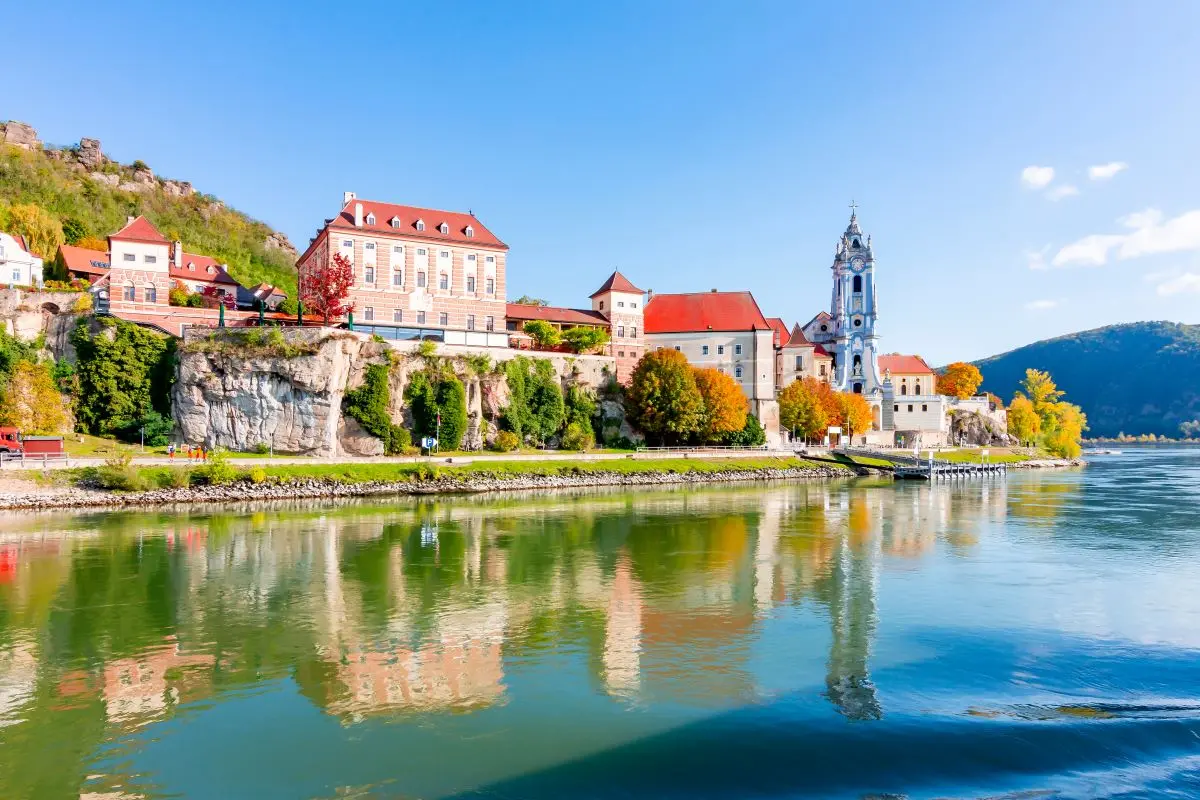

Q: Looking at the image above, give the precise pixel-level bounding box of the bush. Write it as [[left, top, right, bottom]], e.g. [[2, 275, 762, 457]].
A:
[[389, 425, 411, 452], [522, 320, 561, 348], [277, 297, 299, 316], [186, 293, 205, 308], [113, 411, 173, 447], [159, 466, 191, 489], [95, 450, 145, 491], [560, 421, 595, 451], [561, 326, 610, 354], [248, 467, 268, 484], [491, 430, 520, 452], [252, 441, 270, 454], [722, 414, 767, 447], [192, 449, 238, 485], [72, 292, 93, 312]]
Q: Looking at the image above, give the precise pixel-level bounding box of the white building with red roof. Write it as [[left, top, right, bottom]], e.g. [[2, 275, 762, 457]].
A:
[[296, 192, 509, 346], [778, 323, 833, 390], [0, 231, 43, 287], [644, 288, 781, 444]]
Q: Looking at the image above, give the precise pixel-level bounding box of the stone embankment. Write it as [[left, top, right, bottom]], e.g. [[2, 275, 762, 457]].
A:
[[0, 464, 854, 512]]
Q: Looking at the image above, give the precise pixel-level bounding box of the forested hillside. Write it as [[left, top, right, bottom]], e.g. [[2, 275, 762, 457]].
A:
[[974, 322, 1200, 437], [0, 121, 297, 295]]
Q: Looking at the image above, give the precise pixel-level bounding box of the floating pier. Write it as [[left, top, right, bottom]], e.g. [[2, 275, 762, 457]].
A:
[[892, 461, 1007, 480]]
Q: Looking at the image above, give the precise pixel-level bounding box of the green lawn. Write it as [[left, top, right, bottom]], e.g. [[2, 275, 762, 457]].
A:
[[932, 448, 1044, 464]]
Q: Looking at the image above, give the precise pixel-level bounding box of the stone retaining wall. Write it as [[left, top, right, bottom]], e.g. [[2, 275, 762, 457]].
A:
[[0, 465, 854, 512]]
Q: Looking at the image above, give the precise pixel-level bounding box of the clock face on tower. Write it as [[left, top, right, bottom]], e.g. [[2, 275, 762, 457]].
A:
[[850, 257, 865, 272]]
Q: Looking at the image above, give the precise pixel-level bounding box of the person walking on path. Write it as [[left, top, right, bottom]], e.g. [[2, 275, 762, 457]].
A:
[[168, 443, 175, 460]]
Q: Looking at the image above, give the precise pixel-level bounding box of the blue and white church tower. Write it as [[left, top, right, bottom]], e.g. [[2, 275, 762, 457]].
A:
[[827, 206, 881, 396]]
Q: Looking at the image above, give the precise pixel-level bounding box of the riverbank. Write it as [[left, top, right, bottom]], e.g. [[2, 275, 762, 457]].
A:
[[0, 457, 857, 511]]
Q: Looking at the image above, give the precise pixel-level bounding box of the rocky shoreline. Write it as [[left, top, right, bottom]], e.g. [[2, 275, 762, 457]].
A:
[[0, 465, 858, 512]]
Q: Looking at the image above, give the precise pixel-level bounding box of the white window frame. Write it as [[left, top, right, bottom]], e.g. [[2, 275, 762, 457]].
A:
[[415, 219, 425, 232], [734, 344, 742, 355], [467, 314, 475, 331], [439, 312, 449, 326]]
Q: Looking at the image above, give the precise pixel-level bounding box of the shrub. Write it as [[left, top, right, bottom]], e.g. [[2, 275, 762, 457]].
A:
[[72, 292, 93, 312], [417, 339, 437, 359], [277, 297, 299, 316], [371, 333, 386, 344], [501, 357, 564, 444], [192, 449, 237, 485], [405, 369, 467, 451], [186, 293, 205, 308], [523, 320, 561, 349], [389, 425, 411, 452], [722, 414, 767, 447], [96, 450, 145, 491], [491, 430, 520, 452], [560, 421, 595, 451], [252, 441, 270, 454], [113, 411, 173, 447], [159, 466, 191, 489], [561, 326, 610, 354], [248, 467, 268, 484]]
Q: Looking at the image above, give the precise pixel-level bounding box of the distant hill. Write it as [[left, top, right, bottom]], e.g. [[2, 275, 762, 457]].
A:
[[973, 321, 1200, 438], [0, 120, 297, 295]]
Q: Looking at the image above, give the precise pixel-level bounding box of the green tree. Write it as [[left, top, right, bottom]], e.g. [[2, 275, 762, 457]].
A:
[[344, 362, 409, 454], [71, 318, 175, 435], [1021, 368, 1064, 421], [435, 376, 468, 450], [522, 320, 561, 349], [404, 369, 468, 450], [722, 413, 766, 447], [61, 217, 88, 245], [512, 295, 548, 306], [561, 326, 610, 354], [501, 357, 565, 444], [626, 349, 704, 444], [564, 385, 597, 431]]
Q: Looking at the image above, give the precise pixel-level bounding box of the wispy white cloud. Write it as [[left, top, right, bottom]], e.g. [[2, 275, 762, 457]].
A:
[[1021, 165, 1055, 189], [1156, 272, 1200, 296], [1088, 161, 1128, 181], [1051, 208, 1200, 267], [1046, 184, 1080, 201], [1024, 299, 1059, 311]]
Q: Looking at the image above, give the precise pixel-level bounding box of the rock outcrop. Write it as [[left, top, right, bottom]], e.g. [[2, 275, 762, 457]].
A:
[[0, 289, 87, 360], [264, 231, 298, 259], [949, 410, 1012, 446], [1, 121, 40, 150]]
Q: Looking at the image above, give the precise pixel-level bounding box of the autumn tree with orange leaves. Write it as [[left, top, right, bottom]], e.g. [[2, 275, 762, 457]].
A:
[[936, 362, 984, 399], [835, 391, 874, 437], [300, 251, 356, 324], [693, 367, 748, 441]]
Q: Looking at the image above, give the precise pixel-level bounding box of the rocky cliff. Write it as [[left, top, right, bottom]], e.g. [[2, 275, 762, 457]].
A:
[[0, 288, 89, 360], [172, 329, 623, 455]]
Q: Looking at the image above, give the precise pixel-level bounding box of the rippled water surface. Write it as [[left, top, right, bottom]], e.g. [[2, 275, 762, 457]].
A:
[[2, 448, 1200, 799]]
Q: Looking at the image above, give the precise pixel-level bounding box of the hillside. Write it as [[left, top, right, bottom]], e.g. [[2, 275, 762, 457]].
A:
[[0, 120, 297, 295], [973, 321, 1200, 438]]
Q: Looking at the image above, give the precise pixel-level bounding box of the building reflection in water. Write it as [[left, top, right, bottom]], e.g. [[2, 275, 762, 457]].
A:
[[0, 476, 1046, 795]]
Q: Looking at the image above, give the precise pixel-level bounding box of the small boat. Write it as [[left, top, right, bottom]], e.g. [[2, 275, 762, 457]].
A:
[[1082, 449, 1123, 455]]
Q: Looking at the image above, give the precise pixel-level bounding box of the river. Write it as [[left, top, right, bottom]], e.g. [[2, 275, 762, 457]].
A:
[[1, 448, 1199, 799]]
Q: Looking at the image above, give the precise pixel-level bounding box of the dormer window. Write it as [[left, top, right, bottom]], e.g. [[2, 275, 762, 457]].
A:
[[365, 213, 376, 225], [465, 225, 475, 237], [438, 222, 449, 235], [207, 266, 215, 274], [390, 216, 401, 229], [415, 219, 425, 232], [187, 263, 195, 271]]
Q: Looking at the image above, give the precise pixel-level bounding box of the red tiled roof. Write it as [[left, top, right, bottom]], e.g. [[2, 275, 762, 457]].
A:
[[171, 252, 239, 285], [329, 200, 507, 248], [812, 343, 831, 358], [644, 291, 769, 334], [589, 270, 643, 298], [110, 215, 168, 244], [505, 303, 609, 326], [878, 354, 934, 375], [10, 233, 30, 254], [765, 317, 789, 347], [58, 245, 110, 275], [783, 323, 812, 348]]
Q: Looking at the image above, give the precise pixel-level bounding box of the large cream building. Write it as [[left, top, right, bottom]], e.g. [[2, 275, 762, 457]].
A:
[[296, 193, 509, 346]]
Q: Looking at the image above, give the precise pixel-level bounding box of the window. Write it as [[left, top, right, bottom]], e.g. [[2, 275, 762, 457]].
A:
[[630, 326, 637, 338], [915, 382, 922, 394], [854, 319, 862, 327], [819, 364, 827, 376], [393, 267, 404, 287], [364, 306, 374, 321], [364, 242, 376, 253], [417, 247, 427, 256], [631, 302, 638, 309], [852, 275, 862, 293], [364, 265, 375, 283], [618, 351, 625, 358], [485, 255, 495, 263], [702, 345, 709, 355], [417, 271, 427, 288], [467, 315, 475, 330], [390, 217, 401, 229], [342, 239, 352, 248], [894, 404, 899, 412], [439, 312, 448, 326], [674, 345, 681, 351], [465, 225, 474, 237], [486, 278, 494, 294], [439, 250, 450, 259], [144, 255, 157, 264], [439, 273, 449, 290], [123, 253, 135, 262], [11, 269, 18, 281], [717, 345, 725, 355], [123, 284, 135, 301], [365, 213, 376, 225], [393, 309, 403, 323], [416, 220, 425, 232], [466, 276, 476, 293], [145, 286, 157, 303], [820, 324, 828, 332], [735, 366, 743, 378], [417, 310, 426, 324], [187, 263, 195, 272], [901, 385, 908, 395], [734, 344, 742, 355], [618, 301, 625, 308], [922, 404, 928, 412], [207, 266, 215, 274], [908, 404, 914, 412], [795, 355, 803, 369], [617, 325, 624, 338], [485, 316, 494, 331], [438, 222, 449, 234]]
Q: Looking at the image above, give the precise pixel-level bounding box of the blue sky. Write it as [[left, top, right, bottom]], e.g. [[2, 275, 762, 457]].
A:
[[4, 1, 1200, 363]]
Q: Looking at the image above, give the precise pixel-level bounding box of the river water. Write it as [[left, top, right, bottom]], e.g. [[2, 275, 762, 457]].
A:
[[2, 448, 1199, 799]]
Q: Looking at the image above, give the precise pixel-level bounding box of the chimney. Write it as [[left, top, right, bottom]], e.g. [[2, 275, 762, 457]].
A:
[[711, 288, 718, 292], [354, 203, 364, 227], [127, 215, 136, 225], [343, 191, 356, 205], [172, 241, 182, 268], [647, 289, 654, 302]]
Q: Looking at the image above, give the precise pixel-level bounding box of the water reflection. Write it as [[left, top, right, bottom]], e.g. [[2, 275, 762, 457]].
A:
[[18, 462, 1200, 796]]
